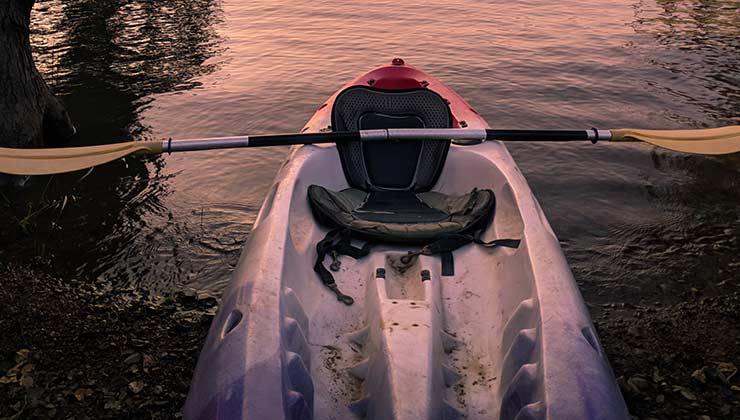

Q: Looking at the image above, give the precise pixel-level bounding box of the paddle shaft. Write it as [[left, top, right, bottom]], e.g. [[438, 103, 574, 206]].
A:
[[164, 128, 613, 152], [3, 125, 736, 176]]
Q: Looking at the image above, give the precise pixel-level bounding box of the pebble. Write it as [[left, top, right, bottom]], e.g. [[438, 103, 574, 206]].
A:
[[691, 369, 706, 384], [628, 325, 641, 337], [674, 386, 697, 401], [123, 353, 142, 365], [74, 388, 93, 401], [702, 366, 727, 385], [628, 376, 650, 392], [128, 381, 145, 394], [143, 354, 154, 368], [19, 375, 34, 388], [717, 362, 737, 381], [16, 349, 30, 362], [652, 367, 664, 383]]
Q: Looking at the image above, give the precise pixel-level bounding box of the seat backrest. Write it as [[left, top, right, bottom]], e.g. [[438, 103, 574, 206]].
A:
[[331, 86, 452, 192]]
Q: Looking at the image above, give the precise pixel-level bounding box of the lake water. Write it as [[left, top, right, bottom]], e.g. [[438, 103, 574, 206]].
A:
[[6, 0, 739, 306]]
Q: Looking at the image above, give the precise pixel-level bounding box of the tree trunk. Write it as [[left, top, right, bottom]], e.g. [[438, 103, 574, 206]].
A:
[[0, 0, 75, 149]]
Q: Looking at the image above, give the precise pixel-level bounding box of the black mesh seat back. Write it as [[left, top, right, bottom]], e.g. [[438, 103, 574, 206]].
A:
[[331, 87, 453, 192]]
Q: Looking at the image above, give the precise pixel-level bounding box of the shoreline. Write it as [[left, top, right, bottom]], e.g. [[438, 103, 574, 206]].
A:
[[1, 260, 738, 419]]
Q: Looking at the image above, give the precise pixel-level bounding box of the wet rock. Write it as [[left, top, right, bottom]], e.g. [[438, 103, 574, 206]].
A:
[[21, 363, 34, 374], [627, 376, 650, 393], [674, 385, 697, 401], [128, 380, 145, 394], [651, 367, 665, 383], [123, 352, 142, 365], [0, 263, 214, 420], [27, 387, 45, 407], [627, 325, 642, 337], [130, 338, 149, 349], [16, 349, 31, 362], [19, 374, 34, 388], [690, 369, 706, 385], [104, 399, 122, 411], [0, 374, 18, 384], [717, 362, 737, 381], [143, 354, 154, 369], [74, 388, 93, 401], [702, 366, 727, 385]]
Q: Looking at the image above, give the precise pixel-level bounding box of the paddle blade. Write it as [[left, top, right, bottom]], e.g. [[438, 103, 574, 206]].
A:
[[0, 141, 163, 176], [611, 126, 740, 155]]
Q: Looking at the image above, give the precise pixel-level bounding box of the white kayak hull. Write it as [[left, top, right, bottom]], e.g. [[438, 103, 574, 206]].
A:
[[184, 62, 629, 420]]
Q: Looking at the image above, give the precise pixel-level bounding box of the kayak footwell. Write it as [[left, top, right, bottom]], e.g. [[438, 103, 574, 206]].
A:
[[286, 244, 545, 420]]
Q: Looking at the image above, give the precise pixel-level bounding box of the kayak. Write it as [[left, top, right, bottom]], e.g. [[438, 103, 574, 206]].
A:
[[184, 59, 629, 420]]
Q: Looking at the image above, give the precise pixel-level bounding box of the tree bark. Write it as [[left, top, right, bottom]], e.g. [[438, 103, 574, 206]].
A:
[[0, 0, 74, 148]]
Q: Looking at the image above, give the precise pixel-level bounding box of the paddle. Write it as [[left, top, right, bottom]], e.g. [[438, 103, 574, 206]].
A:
[[1, 126, 738, 176]]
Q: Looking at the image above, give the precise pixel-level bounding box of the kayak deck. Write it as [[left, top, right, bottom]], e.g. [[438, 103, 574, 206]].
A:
[[185, 143, 627, 420], [184, 61, 628, 420]]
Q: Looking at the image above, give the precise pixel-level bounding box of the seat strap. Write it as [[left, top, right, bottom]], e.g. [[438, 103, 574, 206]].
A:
[[313, 228, 374, 306], [314, 229, 519, 305], [401, 231, 521, 275]]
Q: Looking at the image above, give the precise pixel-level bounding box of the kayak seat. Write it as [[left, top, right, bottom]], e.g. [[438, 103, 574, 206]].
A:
[[308, 85, 520, 305], [307, 186, 495, 243], [317, 85, 492, 241]]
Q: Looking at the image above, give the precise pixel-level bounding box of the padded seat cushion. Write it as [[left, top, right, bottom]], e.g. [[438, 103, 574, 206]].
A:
[[308, 185, 496, 243]]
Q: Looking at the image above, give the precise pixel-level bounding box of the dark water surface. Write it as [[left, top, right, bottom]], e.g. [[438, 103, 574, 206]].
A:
[[4, 0, 739, 303]]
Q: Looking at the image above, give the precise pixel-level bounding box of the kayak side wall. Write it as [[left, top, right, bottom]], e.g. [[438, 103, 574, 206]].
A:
[[457, 142, 630, 419], [183, 152, 317, 420], [184, 143, 361, 420]]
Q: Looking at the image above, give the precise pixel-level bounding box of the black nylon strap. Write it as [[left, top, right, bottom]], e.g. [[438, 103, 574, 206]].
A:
[[441, 252, 455, 276], [333, 231, 374, 259], [314, 228, 520, 305], [313, 228, 375, 306], [314, 229, 355, 305], [400, 232, 520, 267], [420, 234, 477, 255], [471, 229, 521, 248]]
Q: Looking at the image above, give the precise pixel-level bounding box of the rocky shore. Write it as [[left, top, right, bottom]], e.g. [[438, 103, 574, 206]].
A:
[[596, 292, 740, 420], [0, 261, 216, 420], [2, 257, 739, 419]]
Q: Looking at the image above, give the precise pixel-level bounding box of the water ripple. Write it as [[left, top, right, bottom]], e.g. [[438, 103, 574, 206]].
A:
[[3, 0, 737, 298]]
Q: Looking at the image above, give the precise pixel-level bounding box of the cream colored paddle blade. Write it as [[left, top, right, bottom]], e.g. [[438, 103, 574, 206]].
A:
[[611, 126, 740, 155], [0, 141, 163, 176]]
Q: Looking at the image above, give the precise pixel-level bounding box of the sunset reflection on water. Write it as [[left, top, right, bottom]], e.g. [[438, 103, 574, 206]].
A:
[[9, 0, 737, 303]]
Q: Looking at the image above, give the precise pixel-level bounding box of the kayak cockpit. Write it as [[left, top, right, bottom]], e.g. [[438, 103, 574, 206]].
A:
[[275, 143, 533, 419]]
